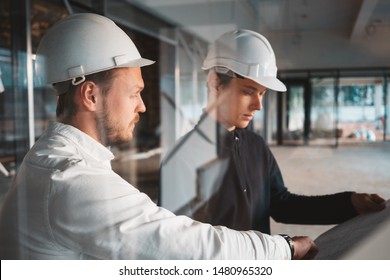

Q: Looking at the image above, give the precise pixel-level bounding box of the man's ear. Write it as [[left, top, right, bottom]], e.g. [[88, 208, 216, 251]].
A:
[[79, 81, 99, 111], [207, 71, 221, 96]]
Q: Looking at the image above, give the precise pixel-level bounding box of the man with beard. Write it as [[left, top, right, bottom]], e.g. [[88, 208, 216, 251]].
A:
[[0, 14, 317, 260]]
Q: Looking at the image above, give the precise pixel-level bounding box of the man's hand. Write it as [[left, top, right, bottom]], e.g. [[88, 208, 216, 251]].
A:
[[351, 193, 386, 214], [291, 236, 318, 260]]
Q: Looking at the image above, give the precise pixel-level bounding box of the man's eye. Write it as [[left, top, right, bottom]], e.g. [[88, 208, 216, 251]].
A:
[[241, 90, 253, 96]]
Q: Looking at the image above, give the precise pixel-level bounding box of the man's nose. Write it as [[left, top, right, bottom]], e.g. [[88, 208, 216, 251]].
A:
[[252, 95, 263, 111], [138, 96, 146, 113]]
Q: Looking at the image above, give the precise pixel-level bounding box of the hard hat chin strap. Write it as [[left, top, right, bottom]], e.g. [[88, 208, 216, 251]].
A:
[[68, 65, 86, 86], [71, 76, 86, 86]]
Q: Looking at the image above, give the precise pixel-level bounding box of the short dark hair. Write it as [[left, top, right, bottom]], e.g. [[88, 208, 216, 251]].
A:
[[214, 68, 244, 88], [55, 69, 118, 121]]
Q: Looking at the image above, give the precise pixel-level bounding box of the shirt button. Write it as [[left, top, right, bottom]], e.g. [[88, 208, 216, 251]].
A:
[[235, 136, 239, 141], [243, 187, 247, 192]]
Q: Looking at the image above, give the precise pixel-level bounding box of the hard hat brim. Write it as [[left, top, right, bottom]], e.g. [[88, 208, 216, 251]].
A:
[[120, 58, 155, 68], [249, 76, 287, 92]]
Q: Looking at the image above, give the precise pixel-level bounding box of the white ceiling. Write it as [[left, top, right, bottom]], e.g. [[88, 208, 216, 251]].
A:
[[127, 0, 390, 70], [129, 0, 389, 41]]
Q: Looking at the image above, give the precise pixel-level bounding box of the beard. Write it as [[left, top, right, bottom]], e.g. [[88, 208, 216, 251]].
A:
[[95, 105, 140, 147]]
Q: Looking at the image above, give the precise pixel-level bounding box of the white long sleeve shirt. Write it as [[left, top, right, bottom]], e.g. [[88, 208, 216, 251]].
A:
[[0, 122, 291, 260]]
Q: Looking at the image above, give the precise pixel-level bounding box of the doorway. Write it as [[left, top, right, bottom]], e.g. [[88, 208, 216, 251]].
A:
[[278, 79, 312, 146]]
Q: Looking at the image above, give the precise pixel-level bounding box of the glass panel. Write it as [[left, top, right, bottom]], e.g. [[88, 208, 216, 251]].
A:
[[311, 78, 336, 146], [0, 0, 12, 165], [337, 78, 385, 143], [160, 41, 176, 153], [177, 44, 196, 136], [175, 34, 208, 139], [267, 91, 279, 145], [160, 31, 209, 211], [31, 1, 68, 138], [284, 85, 304, 145]]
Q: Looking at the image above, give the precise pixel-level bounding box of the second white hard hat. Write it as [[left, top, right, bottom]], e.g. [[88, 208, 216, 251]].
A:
[[35, 13, 155, 87], [202, 29, 286, 92]]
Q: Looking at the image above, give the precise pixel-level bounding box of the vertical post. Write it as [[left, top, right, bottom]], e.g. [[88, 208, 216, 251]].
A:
[[384, 73, 388, 141], [276, 91, 284, 145], [192, 38, 198, 122], [11, 0, 34, 167], [303, 78, 312, 146], [174, 28, 181, 140], [263, 93, 269, 143], [334, 71, 340, 148], [26, 0, 34, 149]]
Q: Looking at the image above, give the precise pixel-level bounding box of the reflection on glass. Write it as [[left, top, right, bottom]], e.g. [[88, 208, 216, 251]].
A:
[[160, 67, 281, 233]]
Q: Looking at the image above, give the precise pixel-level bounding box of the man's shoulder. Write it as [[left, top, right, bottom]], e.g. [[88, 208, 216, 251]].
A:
[[239, 128, 266, 143], [27, 133, 79, 166]]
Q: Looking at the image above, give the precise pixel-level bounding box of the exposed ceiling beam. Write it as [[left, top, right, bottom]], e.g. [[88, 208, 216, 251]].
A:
[[350, 0, 379, 41]]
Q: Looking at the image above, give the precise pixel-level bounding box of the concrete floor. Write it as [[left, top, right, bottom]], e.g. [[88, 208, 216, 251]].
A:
[[270, 142, 390, 239]]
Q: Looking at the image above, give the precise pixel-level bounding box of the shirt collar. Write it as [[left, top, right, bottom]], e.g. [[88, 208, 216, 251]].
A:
[[48, 121, 115, 162]]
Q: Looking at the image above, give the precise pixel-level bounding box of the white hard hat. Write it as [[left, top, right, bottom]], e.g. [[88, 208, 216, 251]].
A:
[[202, 29, 286, 92], [35, 13, 155, 87]]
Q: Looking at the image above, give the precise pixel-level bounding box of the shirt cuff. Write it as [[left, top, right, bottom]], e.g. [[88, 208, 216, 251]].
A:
[[273, 234, 292, 260]]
